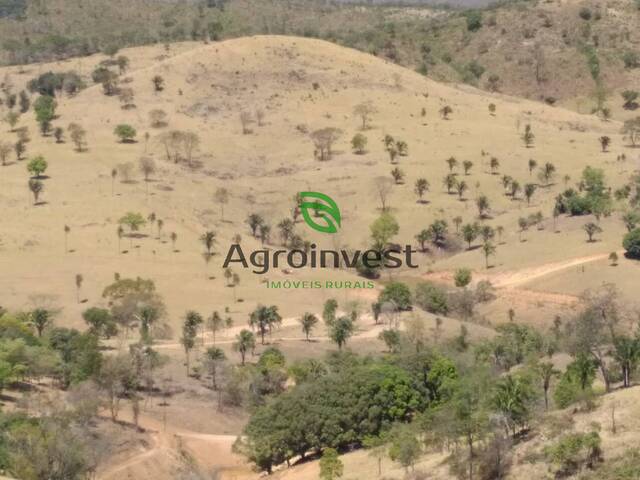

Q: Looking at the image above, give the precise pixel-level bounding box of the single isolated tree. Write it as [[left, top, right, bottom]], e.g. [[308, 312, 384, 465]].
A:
[[522, 124, 535, 147], [299, 312, 319, 341], [353, 101, 377, 130], [233, 329, 255, 365], [351, 133, 367, 154], [214, 187, 230, 220], [599, 136, 611, 152], [28, 179, 44, 205], [414, 178, 429, 203], [27, 155, 48, 178], [583, 222, 603, 242], [114, 124, 137, 143]]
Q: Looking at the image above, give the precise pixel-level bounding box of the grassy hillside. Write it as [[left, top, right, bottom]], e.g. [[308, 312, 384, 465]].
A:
[[0, 35, 640, 480], [1, 1, 640, 119]]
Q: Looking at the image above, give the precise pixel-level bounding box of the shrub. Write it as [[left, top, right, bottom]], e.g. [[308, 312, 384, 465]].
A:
[[623, 228, 640, 258], [544, 431, 602, 476], [415, 282, 449, 314], [623, 51, 640, 69], [465, 10, 482, 31], [579, 7, 592, 20]]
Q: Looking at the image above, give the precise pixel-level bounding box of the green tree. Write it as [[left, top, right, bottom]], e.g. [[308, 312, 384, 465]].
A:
[[462, 223, 479, 250], [370, 212, 399, 250], [29, 308, 52, 337], [250, 305, 282, 344], [623, 228, 640, 258], [114, 124, 137, 143], [320, 448, 344, 480], [388, 425, 421, 473], [181, 311, 203, 376], [233, 329, 255, 365], [351, 133, 367, 154], [33, 95, 57, 135], [378, 328, 401, 353], [454, 268, 472, 288], [299, 312, 319, 341], [379, 282, 412, 310], [82, 307, 117, 339], [329, 316, 355, 350], [204, 346, 226, 390], [27, 155, 48, 178], [612, 335, 640, 388]]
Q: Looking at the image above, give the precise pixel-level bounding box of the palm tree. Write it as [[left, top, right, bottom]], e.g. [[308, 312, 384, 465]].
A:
[[181, 311, 203, 376], [204, 347, 226, 390], [233, 329, 255, 365], [612, 336, 640, 388], [527, 159, 537, 176], [250, 305, 282, 344], [207, 311, 224, 343], [536, 362, 559, 410], [30, 308, 51, 337], [170, 232, 177, 251], [136, 305, 159, 344], [463, 160, 473, 175], [456, 180, 468, 201], [299, 312, 319, 341], [200, 231, 216, 257]]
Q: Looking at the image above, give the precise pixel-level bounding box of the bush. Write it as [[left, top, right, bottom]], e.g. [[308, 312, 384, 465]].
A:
[[579, 7, 592, 20], [544, 431, 602, 476], [379, 282, 412, 310], [415, 282, 449, 315], [623, 228, 640, 258], [465, 10, 483, 31], [623, 51, 640, 69]]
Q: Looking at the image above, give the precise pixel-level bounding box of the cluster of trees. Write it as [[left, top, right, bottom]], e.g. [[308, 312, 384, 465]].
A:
[[238, 283, 638, 478]]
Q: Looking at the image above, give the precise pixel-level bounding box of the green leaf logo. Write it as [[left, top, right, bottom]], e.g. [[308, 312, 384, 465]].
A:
[[299, 192, 341, 234]]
